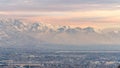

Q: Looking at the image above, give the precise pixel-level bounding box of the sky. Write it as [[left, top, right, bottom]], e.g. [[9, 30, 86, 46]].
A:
[[0, 0, 120, 29]]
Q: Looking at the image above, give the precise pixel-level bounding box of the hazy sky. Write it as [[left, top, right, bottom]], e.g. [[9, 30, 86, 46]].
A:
[[0, 0, 120, 29]]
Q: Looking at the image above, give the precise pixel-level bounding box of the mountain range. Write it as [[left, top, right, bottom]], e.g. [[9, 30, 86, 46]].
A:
[[0, 18, 120, 50]]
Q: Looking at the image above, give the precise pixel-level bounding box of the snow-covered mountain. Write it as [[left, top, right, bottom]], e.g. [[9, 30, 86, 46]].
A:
[[0, 18, 120, 49]]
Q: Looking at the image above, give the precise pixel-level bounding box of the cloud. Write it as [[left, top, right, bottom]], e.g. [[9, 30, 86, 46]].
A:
[[0, 0, 120, 29], [0, 0, 119, 11]]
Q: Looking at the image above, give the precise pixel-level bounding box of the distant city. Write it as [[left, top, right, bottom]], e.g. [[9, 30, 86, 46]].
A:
[[0, 48, 120, 68]]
